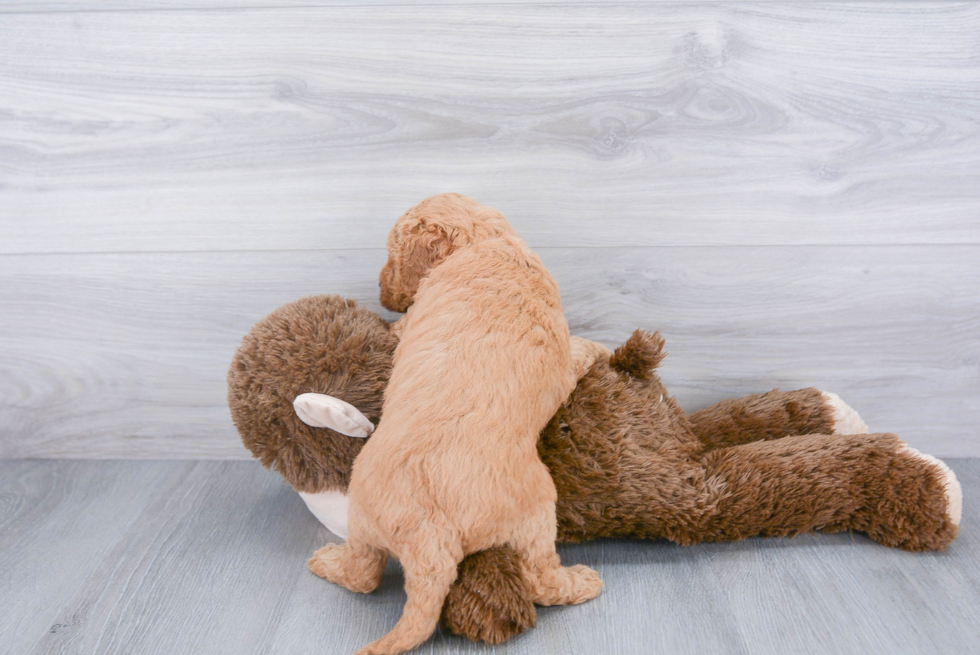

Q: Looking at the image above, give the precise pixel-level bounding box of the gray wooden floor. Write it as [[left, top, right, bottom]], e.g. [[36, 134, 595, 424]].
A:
[[3, 458, 977, 655]]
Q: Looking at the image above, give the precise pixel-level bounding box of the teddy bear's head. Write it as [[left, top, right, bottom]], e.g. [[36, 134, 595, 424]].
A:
[[227, 295, 397, 494]]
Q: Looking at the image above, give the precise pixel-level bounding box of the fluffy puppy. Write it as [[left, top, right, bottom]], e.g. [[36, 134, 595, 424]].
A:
[[308, 194, 606, 655]]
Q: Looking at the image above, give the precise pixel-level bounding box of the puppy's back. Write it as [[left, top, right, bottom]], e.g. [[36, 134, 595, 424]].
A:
[[382, 236, 569, 438], [351, 236, 571, 532]]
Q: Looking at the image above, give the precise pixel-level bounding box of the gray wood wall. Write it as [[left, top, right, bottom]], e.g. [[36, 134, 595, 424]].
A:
[[1, 2, 978, 458]]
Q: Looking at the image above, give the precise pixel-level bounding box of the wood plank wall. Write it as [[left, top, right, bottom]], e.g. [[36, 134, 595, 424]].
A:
[[1, 3, 978, 458]]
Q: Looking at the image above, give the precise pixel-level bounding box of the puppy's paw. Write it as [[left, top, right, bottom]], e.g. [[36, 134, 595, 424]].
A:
[[309, 543, 383, 593], [595, 342, 614, 362], [389, 315, 408, 339], [308, 543, 346, 581], [820, 391, 869, 435], [570, 337, 612, 380], [565, 564, 604, 604]]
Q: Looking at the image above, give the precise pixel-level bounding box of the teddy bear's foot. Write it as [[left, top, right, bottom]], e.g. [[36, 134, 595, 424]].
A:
[[441, 547, 537, 644], [820, 391, 869, 435], [308, 542, 387, 593], [854, 440, 962, 551], [899, 444, 963, 526]]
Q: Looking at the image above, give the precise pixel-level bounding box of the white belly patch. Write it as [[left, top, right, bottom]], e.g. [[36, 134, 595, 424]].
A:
[[298, 489, 350, 539]]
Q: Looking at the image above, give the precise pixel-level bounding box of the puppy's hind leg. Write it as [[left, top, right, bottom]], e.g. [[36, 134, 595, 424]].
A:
[[309, 539, 388, 594], [356, 541, 462, 655], [510, 502, 603, 606]]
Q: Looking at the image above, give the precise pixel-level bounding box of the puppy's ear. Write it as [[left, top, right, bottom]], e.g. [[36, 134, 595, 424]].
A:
[[395, 220, 455, 304]]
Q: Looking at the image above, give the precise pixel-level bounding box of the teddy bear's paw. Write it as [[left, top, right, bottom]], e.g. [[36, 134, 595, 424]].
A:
[[441, 547, 536, 644], [820, 391, 869, 435], [899, 445, 963, 526]]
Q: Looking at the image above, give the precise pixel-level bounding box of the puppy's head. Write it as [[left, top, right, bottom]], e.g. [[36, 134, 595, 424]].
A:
[[380, 193, 511, 312]]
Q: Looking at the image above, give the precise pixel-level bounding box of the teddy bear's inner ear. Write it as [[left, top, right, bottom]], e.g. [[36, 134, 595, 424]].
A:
[[293, 393, 375, 438]]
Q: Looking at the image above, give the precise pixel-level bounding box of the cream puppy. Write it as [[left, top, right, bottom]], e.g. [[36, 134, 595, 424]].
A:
[[308, 194, 606, 655]]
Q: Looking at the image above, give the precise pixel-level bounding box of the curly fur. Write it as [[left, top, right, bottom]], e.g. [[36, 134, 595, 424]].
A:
[[378, 193, 513, 314], [309, 194, 603, 655]]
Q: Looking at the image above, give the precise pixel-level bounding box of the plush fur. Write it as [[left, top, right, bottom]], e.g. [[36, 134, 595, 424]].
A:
[[227, 296, 396, 493], [307, 194, 604, 655], [229, 295, 961, 646], [440, 546, 537, 645], [541, 330, 957, 549]]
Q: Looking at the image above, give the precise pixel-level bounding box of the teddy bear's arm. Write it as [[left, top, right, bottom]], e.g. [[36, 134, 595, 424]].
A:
[[686, 388, 866, 452]]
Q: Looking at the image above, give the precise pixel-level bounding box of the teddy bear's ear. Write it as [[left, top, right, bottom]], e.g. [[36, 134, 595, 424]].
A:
[[293, 393, 375, 438], [609, 330, 667, 379]]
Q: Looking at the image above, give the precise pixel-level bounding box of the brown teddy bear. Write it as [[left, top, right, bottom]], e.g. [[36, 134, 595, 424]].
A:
[[228, 295, 962, 645]]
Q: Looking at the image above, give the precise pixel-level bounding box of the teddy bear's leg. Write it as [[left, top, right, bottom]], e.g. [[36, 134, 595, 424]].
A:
[[820, 391, 870, 434], [693, 432, 960, 551], [439, 547, 537, 645], [308, 539, 388, 594], [687, 388, 867, 451]]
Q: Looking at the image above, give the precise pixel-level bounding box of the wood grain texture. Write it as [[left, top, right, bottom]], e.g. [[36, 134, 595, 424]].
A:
[[3, 0, 676, 10], [0, 460, 187, 654], [0, 249, 397, 459], [1, 3, 978, 253], [2, 458, 978, 654], [1, 245, 977, 459], [27, 461, 318, 655]]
